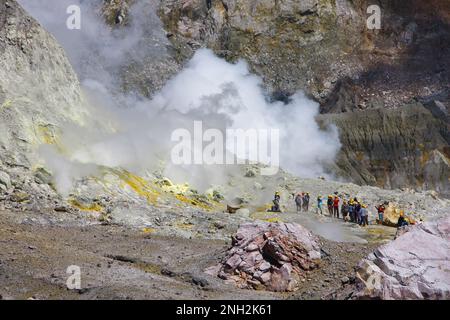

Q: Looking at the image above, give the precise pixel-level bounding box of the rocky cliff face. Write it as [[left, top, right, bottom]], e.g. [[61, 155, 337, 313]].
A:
[[98, 0, 181, 97], [319, 103, 450, 196], [159, 0, 366, 100], [158, 0, 450, 104], [0, 0, 88, 170], [4, 0, 450, 196], [154, 0, 450, 195]]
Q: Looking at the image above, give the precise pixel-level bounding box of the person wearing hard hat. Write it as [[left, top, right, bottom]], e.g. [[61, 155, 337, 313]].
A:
[[341, 200, 349, 221], [348, 199, 355, 222], [269, 191, 282, 212], [360, 204, 369, 226], [333, 196, 340, 218], [327, 195, 333, 216], [397, 211, 409, 228], [317, 195, 323, 215]]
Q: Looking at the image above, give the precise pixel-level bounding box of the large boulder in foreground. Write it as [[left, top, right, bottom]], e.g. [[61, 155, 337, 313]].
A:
[[205, 222, 321, 292], [355, 216, 450, 299]]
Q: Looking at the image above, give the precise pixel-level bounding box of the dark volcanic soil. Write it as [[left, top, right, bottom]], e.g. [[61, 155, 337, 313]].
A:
[[0, 209, 388, 300]]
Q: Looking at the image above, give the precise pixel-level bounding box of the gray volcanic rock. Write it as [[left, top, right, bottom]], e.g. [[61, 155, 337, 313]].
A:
[[0, 171, 11, 191], [355, 215, 450, 299], [207, 221, 321, 292], [319, 102, 450, 197], [0, 0, 89, 169], [30, 0, 448, 196], [3, 0, 449, 217], [159, 0, 450, 106], [100, 0, 181, 97], [159, 0, 365, 99], [158, 0, 450, 196]]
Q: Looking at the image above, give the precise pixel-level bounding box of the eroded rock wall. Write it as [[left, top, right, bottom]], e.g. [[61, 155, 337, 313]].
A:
[[0, 0, 88, 169], [7, 0, 450, 196], [319, 103, 450, 196], [156, 0, 450, 195]]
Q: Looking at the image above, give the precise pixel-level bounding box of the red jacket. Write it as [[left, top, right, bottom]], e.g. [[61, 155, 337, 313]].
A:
[[333, 198, 339, 207]]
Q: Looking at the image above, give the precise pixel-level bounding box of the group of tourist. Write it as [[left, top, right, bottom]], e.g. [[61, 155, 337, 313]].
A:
[[314, 194, 374, 226], [272, 191, 410, 229], [293, 192, 310, 212], [264, 191, 415, 231]]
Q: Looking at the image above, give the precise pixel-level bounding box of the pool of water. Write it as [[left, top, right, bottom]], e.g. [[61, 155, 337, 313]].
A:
[[252, 210, 396, 244]]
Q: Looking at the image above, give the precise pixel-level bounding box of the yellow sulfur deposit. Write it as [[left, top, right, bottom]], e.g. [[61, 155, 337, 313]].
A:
[[0, 99, 12, 110], [175, 221, 194, 230], [255, 204, 272, 212], [142, 227, 156, 234], [107, 171, 222, 211], [175, 194, 213, 211], [37, 124, 58, 145], [115, 170, 159, 205], [160, 181, 190, 195], [250, 210, 282, 223], [263, 217, 282, 223], [69, 199, 103, 212]]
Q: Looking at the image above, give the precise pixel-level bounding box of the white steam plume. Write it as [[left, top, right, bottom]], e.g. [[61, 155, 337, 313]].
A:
[[18, 0, 341, 195]]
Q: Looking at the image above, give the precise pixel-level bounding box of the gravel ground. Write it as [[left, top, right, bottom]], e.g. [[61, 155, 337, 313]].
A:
[[0, 207, 395, 300]]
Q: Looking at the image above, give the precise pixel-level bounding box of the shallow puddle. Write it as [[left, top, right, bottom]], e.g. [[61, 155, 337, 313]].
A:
[[253, 210, 396, 244]]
